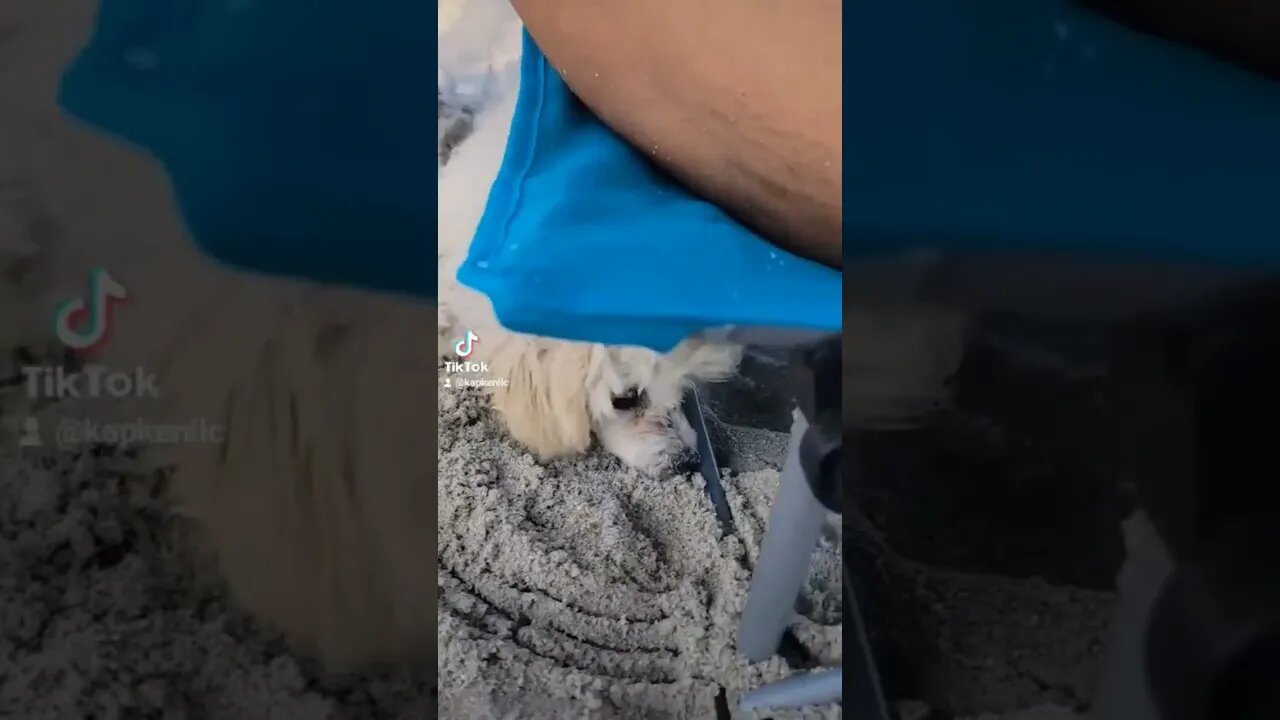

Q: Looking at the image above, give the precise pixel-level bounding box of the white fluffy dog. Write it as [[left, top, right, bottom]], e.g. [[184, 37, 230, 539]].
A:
[[3, 2, 436, 675], [437, 0, 742, 476]]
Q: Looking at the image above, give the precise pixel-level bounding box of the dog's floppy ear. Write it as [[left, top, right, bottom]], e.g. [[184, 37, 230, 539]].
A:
[[487, 339, 592, 458], [674, 340, 743, 383]]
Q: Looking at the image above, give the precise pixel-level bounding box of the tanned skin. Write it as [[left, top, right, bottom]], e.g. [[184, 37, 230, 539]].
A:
[[509, 0, 842, 270], [509, 1, 1280, 273]]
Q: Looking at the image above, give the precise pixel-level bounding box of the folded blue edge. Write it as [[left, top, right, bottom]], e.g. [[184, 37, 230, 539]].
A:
[[847, 0, 1280, 269], [57, 0, 436, 300], [456, 32, 842, 354]]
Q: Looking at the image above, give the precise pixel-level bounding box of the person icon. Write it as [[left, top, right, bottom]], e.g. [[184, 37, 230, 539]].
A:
[[18, 417, 41, 448]]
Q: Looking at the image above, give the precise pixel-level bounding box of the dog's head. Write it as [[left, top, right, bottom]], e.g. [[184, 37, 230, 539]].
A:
[[486, 336, 741, 475]]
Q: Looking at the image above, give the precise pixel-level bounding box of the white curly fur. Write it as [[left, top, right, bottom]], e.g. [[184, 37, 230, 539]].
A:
[[2, 0, 436, 674]]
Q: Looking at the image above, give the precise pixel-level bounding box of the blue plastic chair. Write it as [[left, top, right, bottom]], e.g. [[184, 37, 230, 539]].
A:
[[845, 0, 1280, 315], [58, 0, 435, 301]]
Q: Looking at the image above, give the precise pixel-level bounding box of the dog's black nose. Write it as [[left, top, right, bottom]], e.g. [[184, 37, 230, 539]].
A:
[[674, 448, 702, 475]]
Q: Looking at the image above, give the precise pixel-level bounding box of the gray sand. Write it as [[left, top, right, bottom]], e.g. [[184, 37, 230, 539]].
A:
[[0, 324, 1106, 720], [434, 367, 1097, 720], [1, 344, 1092, 720], [0, 350, 438, 719], [436, 379, 843, 719]]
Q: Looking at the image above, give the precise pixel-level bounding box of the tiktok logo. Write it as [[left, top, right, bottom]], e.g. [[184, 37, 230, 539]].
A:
[[454, 330, 479, 359], [52, 268, 129, 353]]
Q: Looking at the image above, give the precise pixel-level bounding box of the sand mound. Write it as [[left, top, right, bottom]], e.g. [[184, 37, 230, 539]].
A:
[[0, 353, 437, 719], [436, 380, 843, 719]]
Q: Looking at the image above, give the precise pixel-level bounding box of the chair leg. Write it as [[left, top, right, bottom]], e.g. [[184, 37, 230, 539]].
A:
[[1092, 511, 1172, 720], [738, 410, 829, 662], [739, 666, 843, 711]]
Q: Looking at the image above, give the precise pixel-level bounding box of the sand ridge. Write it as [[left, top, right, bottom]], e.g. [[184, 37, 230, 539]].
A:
[[436, 379, 843, 719]]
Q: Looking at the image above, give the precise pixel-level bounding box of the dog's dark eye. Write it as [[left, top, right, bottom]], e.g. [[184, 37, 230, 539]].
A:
[[611, 389, 642, 411]]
